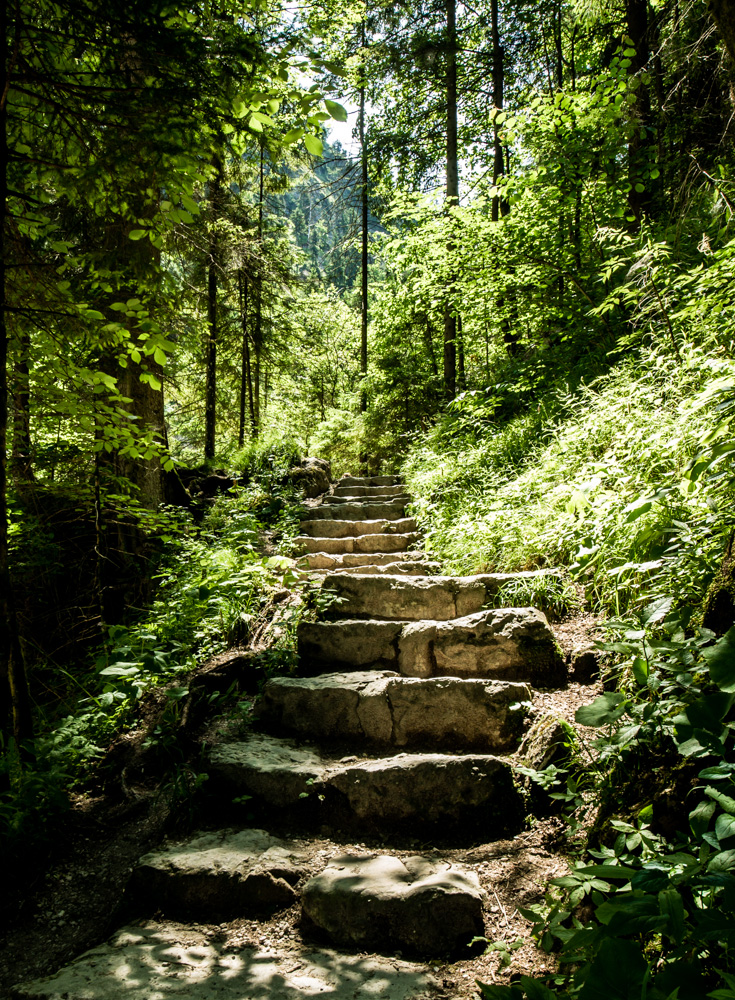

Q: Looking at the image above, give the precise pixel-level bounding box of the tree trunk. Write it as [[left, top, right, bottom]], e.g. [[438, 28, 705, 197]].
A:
[[443, 0, 458, 401], [204, 153, 223, 461], [702, 533, 735, 636], [238, 270, 252, 448], [252, 144, 265, 438], [710, 0, 735, 64], [627, 0, 652, 226], [11, 326, 33, 482], [0, 0, 34, 764], [490, 0, 507, 222], [360, 19, 369, 414]]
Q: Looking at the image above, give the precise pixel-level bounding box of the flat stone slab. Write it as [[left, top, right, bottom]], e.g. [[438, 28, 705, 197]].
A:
[[298, 619, 406, 671], [301, 502, 407, 522], [333, 484, 407, 497], [302, 855, 485, 956], [209, 735, 325, 807], [12, 923, 439, 999], [130, 829, 308, 920], [321, 571, 561, 620], [261, 671, 530, 750], [333, 561, 441, 576], [297, 608, 562, 685], [398, 607, 565, 685], [326, 751, 524, 832], [338, 475, 401, 487], [293, 533, 418, 555], [299, 518, 418, 539], [300, 550, 427, 571], [207, 735, 524, 836]]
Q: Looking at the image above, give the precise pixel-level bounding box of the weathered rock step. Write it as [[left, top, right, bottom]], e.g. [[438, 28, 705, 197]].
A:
[[301, 550, 429, 570], [297, 519, 418, 541], [130, 828, 308, 921], [328, 488, 409, 502], [300, 502, 407, 522], [321, 570, 562, 620], [338, 475, 401, 488], [260, 671, 530, 751], [208, 733, 525, 836], [298, 608, 564, 685], [303, 854, 484, 957], [12, 923, 440, 1000], [128, 830, 485, 958], [330, 481, 408, 500], [293, 533, 419, 555], [329, 561, 441, 577]]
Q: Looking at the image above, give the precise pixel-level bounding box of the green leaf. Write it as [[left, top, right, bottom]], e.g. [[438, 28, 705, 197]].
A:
[[129, 229, 147, 240], [282, 126, 305, 144], [704, 628, 735, 692], [325, 99, 348, 122], [658, 889, 685, 943], [304, 134, 323, 156], [716, 813, 735, 841], [576, 693, 627, 727], [251, 111, 276, 126], [632, 656, 648, 686]]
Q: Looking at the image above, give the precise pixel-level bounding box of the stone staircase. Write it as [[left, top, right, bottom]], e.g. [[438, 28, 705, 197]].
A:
[[13, 473, 569, 1000]]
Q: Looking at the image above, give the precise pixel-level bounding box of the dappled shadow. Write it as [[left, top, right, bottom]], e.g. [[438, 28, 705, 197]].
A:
[[12, 922, 439, 1000]]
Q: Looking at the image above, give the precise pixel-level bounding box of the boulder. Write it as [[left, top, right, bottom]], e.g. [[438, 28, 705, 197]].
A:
[[302, 854, 485, 956], [130, 829, 307, 919], [289, 457, 332, 498], [260, 671, 530, 751], [398, 607, 565, 685]]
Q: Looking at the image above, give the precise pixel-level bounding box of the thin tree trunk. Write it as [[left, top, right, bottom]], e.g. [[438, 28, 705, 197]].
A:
[[1, 0, 34, 764], [490, 0, 507, 221], [253, 144, 265, 437], [627, 0, 651, 226], [360, 19, 369, 413], [11, 326, 33, 482], [710, 0, 735, 65], [443, 0, 458, 401], [238, 270, 250, 449], [204, 153, 222, 461], [457, 314, 466, 390]]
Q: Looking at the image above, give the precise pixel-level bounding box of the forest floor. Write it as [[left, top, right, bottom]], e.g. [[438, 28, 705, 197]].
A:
[[0, 608, 601, 999]]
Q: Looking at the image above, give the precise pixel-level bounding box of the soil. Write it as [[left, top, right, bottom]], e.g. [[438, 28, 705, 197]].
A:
[[0, 610, 602, 999]]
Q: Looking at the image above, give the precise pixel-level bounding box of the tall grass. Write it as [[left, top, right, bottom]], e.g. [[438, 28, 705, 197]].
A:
[[404, 345, 732, 614]]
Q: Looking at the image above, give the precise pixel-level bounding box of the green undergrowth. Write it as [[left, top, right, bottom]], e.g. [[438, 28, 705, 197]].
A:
[[1, 481, 307, 864], [479, 612, 735, 1000], [405, 345, 734, 618]]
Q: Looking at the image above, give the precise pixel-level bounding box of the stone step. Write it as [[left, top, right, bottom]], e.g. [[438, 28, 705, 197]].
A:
[[259, 671, 530, 751], [300, 550, 429, 571], [13, 923, 440, 1000], [323, 493, 410, 506], [300, 502, 407, 522], [338, 475, 401, 488], [299, 518, 418, 539], [293, 533, 419, 555], [130, 828, 309, 921], [325, 483, 409, 501], [331, 485, 408, 499], [302, 854, 484, 957], [329, 561, 441, 577], [208, 733, 524, 836], [297, 608, 564, 685], [320, 570, 560, 620]]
